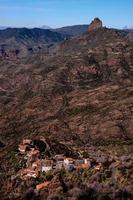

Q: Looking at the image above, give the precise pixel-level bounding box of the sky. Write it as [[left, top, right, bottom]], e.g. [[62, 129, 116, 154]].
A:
[[0, 0, 133, 29]]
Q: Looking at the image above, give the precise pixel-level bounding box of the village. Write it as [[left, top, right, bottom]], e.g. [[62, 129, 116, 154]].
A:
[[17, 138, 102, 184], [7, 137, 133, 197]]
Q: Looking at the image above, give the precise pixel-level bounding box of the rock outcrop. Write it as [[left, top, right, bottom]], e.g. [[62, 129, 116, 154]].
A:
[[88, 18, 103, 31]]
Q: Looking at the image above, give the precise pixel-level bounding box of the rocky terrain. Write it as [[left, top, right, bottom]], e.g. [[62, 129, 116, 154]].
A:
[[0, 18, 133, 199]]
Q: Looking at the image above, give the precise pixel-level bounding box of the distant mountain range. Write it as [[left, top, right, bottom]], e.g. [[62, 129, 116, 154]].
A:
[[40, 25, 52, 29], [0, 24, 133, 59], [53, 24, 88, 36], [0, 26, 9, 30], [0, 25, 52, 30], [0, 25, 89, 58], [0, 24, 89, 36], [1, 24, 133, 30], [123, 26, 133, 30], [0, 28, 68, 58]]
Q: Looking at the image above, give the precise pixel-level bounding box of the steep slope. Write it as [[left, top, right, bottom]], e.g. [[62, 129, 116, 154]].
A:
[[0, 27, 133, 147], [59, 28, 131, 52]]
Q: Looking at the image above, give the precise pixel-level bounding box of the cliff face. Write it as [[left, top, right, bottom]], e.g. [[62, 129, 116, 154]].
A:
[[88, 18, 103, 31]]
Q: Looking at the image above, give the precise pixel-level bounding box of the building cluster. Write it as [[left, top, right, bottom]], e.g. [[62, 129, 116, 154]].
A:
[[17, 138, 103, 180]]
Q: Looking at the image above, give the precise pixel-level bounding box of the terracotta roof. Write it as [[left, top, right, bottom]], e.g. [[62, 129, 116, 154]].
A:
[[32, 160, 41, 169], [18, 144, 27, 153], [27, 149, 40, 157], [22, 139, 32, 145], [36, 181, 50, 191], [64, 157, 74, 161], [94, 163, 102, 170], [20, 168, 39, 179], [32, 149, 40, 155], [77, 163, 89, 169]]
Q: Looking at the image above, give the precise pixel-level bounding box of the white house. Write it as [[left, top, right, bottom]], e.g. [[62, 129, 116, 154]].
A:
[[84, 159, 91, 168], [64, 157, 74, 165], [18, 144, 27, 154], [42, 166, 52, 172], [41, 159, 53, 172]]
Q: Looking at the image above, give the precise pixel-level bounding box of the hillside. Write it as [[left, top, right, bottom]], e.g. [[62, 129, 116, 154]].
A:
[[0, 26, 133, 144], [0, 20, 133, 199]]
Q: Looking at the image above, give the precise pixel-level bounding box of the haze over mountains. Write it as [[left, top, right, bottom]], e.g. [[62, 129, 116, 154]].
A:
[[0, 18, 133, 199]]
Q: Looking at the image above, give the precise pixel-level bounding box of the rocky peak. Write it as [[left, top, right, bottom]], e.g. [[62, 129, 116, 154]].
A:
[[88, 18, 103, 31]]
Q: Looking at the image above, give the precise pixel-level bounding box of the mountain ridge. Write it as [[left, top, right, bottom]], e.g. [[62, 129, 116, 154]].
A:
[[0, 24, 133, 59], [0, 27, 69, 58]]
